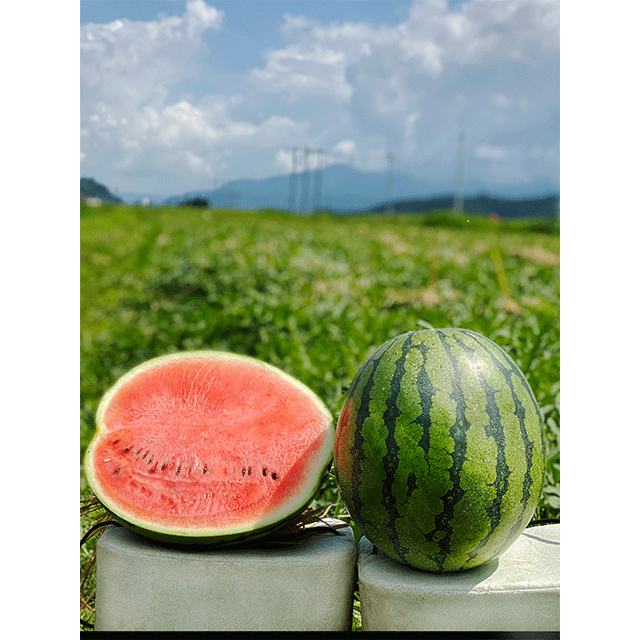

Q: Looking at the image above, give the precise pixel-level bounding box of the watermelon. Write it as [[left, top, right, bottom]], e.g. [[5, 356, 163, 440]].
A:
[[334, 328, 545, 572], [85, 351, 334, 544]]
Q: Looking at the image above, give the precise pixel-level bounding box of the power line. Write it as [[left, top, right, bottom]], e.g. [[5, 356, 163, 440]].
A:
[[300, 147, 312, 213], [313, 148, 323, 212], [386, 152, 395, 215], [289, 147, 325, 212], [453, 132, 466, 214], [287, 147, 299, 212], [288, 146, 395, 213]]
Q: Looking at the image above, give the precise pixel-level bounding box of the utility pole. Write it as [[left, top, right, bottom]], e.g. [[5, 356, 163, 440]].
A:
[[288, 147, 299, 212], [300, 147, 311, 213], [453, 132, 466, 214], [386, 152, 395, 215], [313, 148, 323, 212]]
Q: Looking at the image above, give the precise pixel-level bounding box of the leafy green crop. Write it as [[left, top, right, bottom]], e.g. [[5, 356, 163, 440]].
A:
[[80, 203, 559, 630], [81, 204, 559, 517]]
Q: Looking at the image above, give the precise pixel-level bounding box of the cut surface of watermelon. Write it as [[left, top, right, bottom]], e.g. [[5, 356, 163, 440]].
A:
[[85, 351, 334, 544]]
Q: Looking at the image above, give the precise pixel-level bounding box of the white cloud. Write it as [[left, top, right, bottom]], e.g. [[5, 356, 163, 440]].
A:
[[81, 1, 313, 192], [81, 2, 225, 184], [81, 2, 223, 110], [80, 0, 559, 195], [403, 111, 421, 156], [475, 144, 508, 161], [490, 94, 512, 109], [274, 148, 293, 174], [185, 0, 225, 30], [159, 101, 219, 145], [247, 0, 558, 172], [250, 42, 353, 101], [333, 139, 356, 157]]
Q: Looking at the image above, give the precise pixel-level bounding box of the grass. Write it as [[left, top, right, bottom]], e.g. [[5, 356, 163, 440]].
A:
[[80, 203, 559, 630]]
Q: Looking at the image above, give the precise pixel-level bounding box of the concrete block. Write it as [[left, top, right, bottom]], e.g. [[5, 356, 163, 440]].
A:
[[94, 518, 356, 631], [357, 523, 559, 632]]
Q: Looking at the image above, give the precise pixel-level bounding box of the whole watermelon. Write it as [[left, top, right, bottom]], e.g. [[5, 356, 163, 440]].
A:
[[334, 328, 546, 572]]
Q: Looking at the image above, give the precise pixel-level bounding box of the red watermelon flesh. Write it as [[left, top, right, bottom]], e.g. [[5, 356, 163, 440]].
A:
[[85, 352, 334, 544]]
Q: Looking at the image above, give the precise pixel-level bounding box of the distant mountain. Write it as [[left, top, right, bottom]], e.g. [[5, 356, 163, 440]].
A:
[[369, 194, 560, 218], [80, 177, 123, 203], [161, 164, 559, 214], [161, 163, 443, 211], [117, 191, 165, 205]]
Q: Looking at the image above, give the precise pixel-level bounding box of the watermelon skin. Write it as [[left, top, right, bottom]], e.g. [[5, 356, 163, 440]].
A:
[[85, 351, 334, 545], [334, 328, 545, 572]]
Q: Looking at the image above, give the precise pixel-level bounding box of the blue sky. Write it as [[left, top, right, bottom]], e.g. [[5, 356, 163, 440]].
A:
[[80, 0, 559, 198]]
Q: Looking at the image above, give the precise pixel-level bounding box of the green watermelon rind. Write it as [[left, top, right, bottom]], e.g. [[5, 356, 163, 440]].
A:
[[85, 350, 335, 545], [334, 328, 546, 572], [97, 473, 333, 547]]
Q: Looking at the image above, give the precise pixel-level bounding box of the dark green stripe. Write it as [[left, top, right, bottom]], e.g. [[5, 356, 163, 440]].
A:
[[466, 330, 538, 502], [349, 334, 404, 529], [413, 341, 437, 484], [451, 330, 512, 563], [427, 329, 472, 571], [380, 332, 419, 562], [345, 328, 544, 571], [460, 329, 541, 558]]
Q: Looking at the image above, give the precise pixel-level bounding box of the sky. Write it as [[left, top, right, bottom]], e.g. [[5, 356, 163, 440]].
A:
[[80, 0, 560, 199]]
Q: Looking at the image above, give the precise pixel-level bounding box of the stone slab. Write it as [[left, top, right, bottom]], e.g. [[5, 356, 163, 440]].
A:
[[94, 518, 356, 631], [357, 524, 559, 632]]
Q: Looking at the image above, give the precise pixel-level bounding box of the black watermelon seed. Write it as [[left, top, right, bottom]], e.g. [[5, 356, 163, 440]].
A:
[[124, 447, 130, 453], [113, 439, 120, 445], [113, 468, 121, 475], [203, 466, 208, 474], [262, 468, 268, 476], [161, 463, 167, 471], [271, 472, 277, 480], [242, 468, 246, 475]]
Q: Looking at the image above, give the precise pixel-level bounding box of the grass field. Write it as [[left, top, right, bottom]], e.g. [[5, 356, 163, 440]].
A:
[[80, 202, 559, 629]]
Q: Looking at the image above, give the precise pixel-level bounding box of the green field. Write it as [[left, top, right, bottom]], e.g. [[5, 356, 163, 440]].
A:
[[80, 202, 559, 629]]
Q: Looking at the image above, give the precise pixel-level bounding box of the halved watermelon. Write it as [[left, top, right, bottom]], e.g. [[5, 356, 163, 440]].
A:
[[84, 351, 334, 544]]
